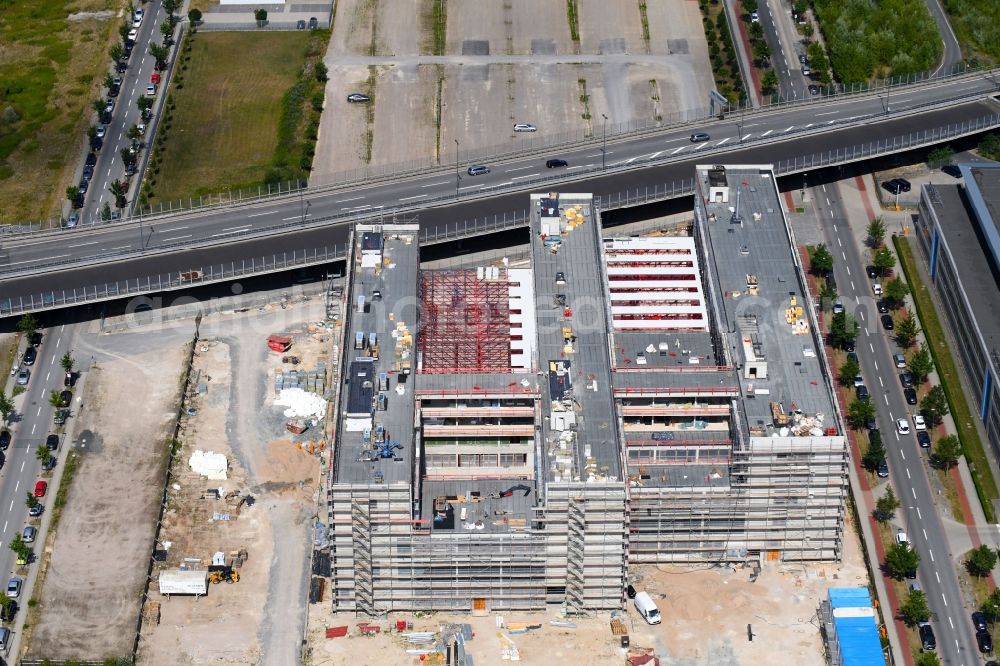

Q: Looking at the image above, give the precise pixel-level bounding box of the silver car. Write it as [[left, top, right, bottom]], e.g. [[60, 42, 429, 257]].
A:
[[22, 526, 36, 544], [6, 577, 21, 599], [513, 123, 537, 132], [16, 368, 29, 386]]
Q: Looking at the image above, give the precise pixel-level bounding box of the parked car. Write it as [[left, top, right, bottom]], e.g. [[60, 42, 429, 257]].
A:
[[21, 526, 36, 545], [127, 27, 138, 42], [513, 123, 537, 132], [808, 84, 820, 95], [896, 178, 912, 192], [877, 299, 890, 314], [919, 622, 936, 651], [832, 301, 845, 314], [917, 431, 931, 448], [856, 385, 870, 401], [34, 480, 47, 498], [296, 19, 306, 29], [872, 282, 883, 296], [53, 409, 68, 425], [467, 165, 490, 176], [16, 368, 29, 386], [151, 72, 161, 85], [942, 164, 962, 179], [893, 352, 907, 368], [64, 370, 75, 387], [626, 584, 637, 599], [6, 578, 21, 599], [978, 630, 993, 654], [546, 159, 568, 168], [914, 414, 926, 430], [23, 346, 36, 366], [145, 84, 157, 97], [30, 331, 41, 347], [96, 124, 106, 139], [880, 314, 894, 330], [882, 179, 904, 195], [28, 503, 43, 517], [308, 16, 319, 28], [904, 387, 918, 405], [0, 431, 9, 451], [852, 375, 864, 388], [900, 372, 914, 388], [85, 153, 97, 167], [690, 132, 711, 142], [0, 599, 16, 623], [42, 455, 56, 472], [866, 265, 878, 279], [877, 458, 889, 478], [82, 165, 94, 180], [973, 611, 989, 633], [46, 434, 59, 451], [67, 212, 79, 228]]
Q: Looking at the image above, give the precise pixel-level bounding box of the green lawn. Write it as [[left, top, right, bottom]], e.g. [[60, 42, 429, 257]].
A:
[[894, 236, 999, 522], [149, 32, 321, 203], [941, 0, 1000, 63], [0, 0, 120, 225]]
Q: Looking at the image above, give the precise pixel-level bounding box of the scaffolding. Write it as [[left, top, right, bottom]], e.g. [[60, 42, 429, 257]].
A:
[[419, 270, 512, 373]]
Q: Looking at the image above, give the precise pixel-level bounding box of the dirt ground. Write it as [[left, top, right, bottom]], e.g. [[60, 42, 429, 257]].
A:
[[27, 342, 188, 661], [306, 508, 868, 666], [136, 300, 328, 665]]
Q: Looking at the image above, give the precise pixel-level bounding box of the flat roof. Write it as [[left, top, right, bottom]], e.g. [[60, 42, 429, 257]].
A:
[[610, 331, 719, 369], [927, 170, 1000, 351], [530, 193, 622, 482], [421, 479, 535, 534], [696, 165, 839, 436], [334, 226, 420, 485]]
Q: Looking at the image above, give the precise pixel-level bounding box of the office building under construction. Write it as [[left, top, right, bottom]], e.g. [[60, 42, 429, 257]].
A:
[[325, 164, 848, 615]]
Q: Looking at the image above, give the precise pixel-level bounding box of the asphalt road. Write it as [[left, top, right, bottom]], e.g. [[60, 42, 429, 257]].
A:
[[77, 1, 165, 225], [0, 319, 80, 655], [922, 0, 964, 77], [757, 0, 808, 101], [819, 184, 979, 663]]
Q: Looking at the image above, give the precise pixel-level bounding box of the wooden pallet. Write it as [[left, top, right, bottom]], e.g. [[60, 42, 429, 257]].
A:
[[610, 618, 628, 636]]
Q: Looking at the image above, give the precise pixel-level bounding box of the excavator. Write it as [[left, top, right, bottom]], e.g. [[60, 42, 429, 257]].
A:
[[490, 484, 532, 499]]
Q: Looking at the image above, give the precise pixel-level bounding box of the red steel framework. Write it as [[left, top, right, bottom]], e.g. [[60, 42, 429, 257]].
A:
[[419, 270, 512, 373]]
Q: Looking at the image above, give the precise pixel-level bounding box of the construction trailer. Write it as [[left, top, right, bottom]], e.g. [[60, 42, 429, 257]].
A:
[[326, 176, 848, 615], [158, 569, 208, 596]]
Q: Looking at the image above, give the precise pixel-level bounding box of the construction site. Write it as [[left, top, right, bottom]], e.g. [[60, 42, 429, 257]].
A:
[[311, 162, 848, 644]]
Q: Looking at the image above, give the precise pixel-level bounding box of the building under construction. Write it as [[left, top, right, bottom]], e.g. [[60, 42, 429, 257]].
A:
[[325, 165, 847, 615]]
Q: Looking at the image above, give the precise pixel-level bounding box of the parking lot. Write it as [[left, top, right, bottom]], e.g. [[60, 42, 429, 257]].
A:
[[311, 0, 713, 184]]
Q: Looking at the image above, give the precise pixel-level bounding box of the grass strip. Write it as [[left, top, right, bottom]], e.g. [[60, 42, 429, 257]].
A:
[[566, 0, 580, 43], [894, 236, 998, 522]]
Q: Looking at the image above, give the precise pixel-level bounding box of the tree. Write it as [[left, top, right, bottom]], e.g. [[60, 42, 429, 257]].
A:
[[163, 0, 180, 16], [908, 344, 934, 382], [862, 429, 886, 472], [885, 277, 910, 305], [838, 356, 860, 387], [934, 434, 961, 469], [8, 533, 29, 565], [137, 95, 154, 116], [92, 98, 106, 116], [760, 70, 779, 95], [899, 589, 931, 626], [873, 246, 895, 276], [110, 43, 124, 63], [127, 124, 142, 142], [980, 133, 1000, 162], [867, 216, 886, 247], [314, 62, 328, 82], [254, 8, 268, 26], [120, 147, 136, 168], [743, 0, 759, 13], [921, 384, 950, 426], [188, 8, 202, 24], [0, 390, 13, 424], [160, 20, 174, 45], [119, 23, 130, 43], [149, 42, 169, 69], [915, 651, 941, 666], [101, 201, 112, 221], [927, 146, 954, 169], [109, 180, 128, 210], [35, 444, 49, 465], [828, 311, 858, 349], [23, 492, 37, 512], [17, 314, 38, 337], [885, 542, 920, 580], [61, 353, 75, 373], [104, 72, 115, 91], [848, 399, 876, 430], [967, 544, 998, 577], [810, 244, 833, 276], [0, 592, 12, 615], [749, 22, 764, 42], [982, 589, 1000, 624], [66, 186, 81, 208], [895, 309, 920, 348], [49, 389, 65, 409], [874, 486, 900, 523]]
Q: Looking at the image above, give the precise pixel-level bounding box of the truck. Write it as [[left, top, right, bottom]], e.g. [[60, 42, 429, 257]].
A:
[[633, 591, 661, 625]]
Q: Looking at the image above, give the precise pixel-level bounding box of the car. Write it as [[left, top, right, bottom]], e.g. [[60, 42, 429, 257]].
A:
[[6, 578, 21, 599], [34, 480, 47, 497], [134, 7, 143, 20], [82, 165, 94, 179], [92, 136, 103, 151], [109, 81, 120, 97], [872, 282, 883, 296], [896, 418, 911, 435], [942, 164, 962, 179], [896, 178, 912, 192], [513, 123, 537, 132], [53, 409, 68, 425], [555, 271, 566, 284], [22, 526, 36, 544], [914, 414, 926, 430], [85, 152, 97, 167], [0, 599, 16, 623], [904, 387, 918, 405], [117, 59, 128, 73], [866, 265, 878, 279], [917, 431, 931, 448], [690, 132, 711, 142], [59, 390, 72, 407], [882, 179, 903, 195], [296, 19, 306, 29], [853, 375, 864, 388], [132, 13, 142, 27], [136, 122, 146, 135], [799, 53, 808, 64], [346, 93, 370, 103], [151, 72, 161, 85], [808, 84, 820, 95], [23, 346, 37, 366], [30, 332, 42, 347], [104, 99, 115, 114], [308, 16, 319, 28], [16, 368, 29, 386], [64, 370, 75, 387], [900, 372, 914, 388], [127, 27, 138, 42], [876, 458, 889, 478], [877, 299, 890, 314], [847, 351, 859, 364], [78, 178, 89, 195], [626, 584, 637, 599], [881, 314, 894, 330], [895, 530, 909, 545], [546, 159, 568, 168], [802, 65, 811, 76], [866, 418, 878, 431], [123, 41, 133, 57], [974, 612, 989, 633], [46, 434, 58, 451], [67, 212, 79, 228], [842, 340, 856, 353], [467, 165, 490, 176], [0, 431, 9, 451], [832, 301, 845, 315], [28, 503, 43, 517], [856, 385, 870, 401], [145, 84, 157, 96], [893, 352, 907, 368], [96, 124, 106, 139], [919, 622, 936, 651], [978, 630, 994, 654], [42, 455, 56, 472]]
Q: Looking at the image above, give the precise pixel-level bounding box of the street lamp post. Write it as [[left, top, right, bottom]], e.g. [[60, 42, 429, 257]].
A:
[[602, 114, 608, 171], [454, 139, 461, 197]]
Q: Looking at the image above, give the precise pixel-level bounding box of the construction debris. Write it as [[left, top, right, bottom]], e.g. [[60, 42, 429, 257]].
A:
[[275, 387, 327, 419], [188, 450, 228, 480]]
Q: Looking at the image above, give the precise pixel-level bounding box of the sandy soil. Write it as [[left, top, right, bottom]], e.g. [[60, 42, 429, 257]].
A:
[[306, 507, 868, 666], [137, 303, 327, 665], [27, 343, 189, 661]]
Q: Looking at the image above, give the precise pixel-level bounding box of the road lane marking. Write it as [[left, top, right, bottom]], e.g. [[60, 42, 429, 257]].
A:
[[111, 245, 130, 250], [845, 265, 851, 276], [69, 241, 99, 248], [335, 195, 366, 201], [624, 157, 639, 164], [837, 237, 842, 247], [741, 134, 752, 141], [906, 467, 910, 479], [942, 593, 947, 607], [916, 507, 921, 519], [163, 235, 192, 242], [922, 529, 928, 539], [222, 224, 251, 232], [930, 550, 936, 562], [246, 210, 277, 218], [716, 138, 731, 146], [670, 146, 687, 155], [935, 571, 940, 581], [826, 197, 831, 206], [832, 223, 837, 231], [761, 129, 773, 137], [885, 395, 890, 406], [864, 327, 870, 336], [648, 151, 663, 159], [36, 406, 41, 416], [858, 310, 864, 321], [911, 488, 916, 498], [45, 371, 50, 382], [873, 360, 878, 370], [505, 166, 532, 172], [949, 616, 954, 629], [2, 522, 5, 534], [30, 425, 35, 435], [878, 376, 883, 387], [850, 280, 855, 291], [13, 480, 18, 493], [5, 254, 70, 267], [841, 251, 846, 260], [783, 126, 794, 132], [398, 194, 427, 201], [19, 460, 24, 472], [511, 173, 540, 180], [282, 215, 311, 220], [816, 111, 839, 116]]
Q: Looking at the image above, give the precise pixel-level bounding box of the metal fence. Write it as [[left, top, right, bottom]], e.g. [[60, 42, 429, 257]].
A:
[[3, 112, 999, 316]]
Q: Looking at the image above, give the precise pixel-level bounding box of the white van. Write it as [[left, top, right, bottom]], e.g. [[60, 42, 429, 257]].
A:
[[634, 591, 661, 625]]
